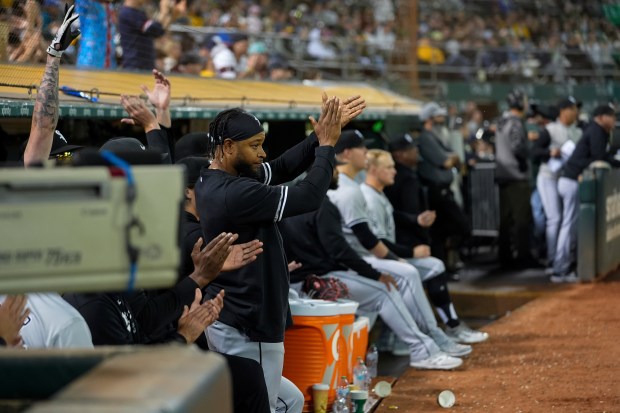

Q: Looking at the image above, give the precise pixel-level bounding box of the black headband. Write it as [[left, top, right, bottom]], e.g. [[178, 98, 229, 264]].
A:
[[225, 111, 264, 142]]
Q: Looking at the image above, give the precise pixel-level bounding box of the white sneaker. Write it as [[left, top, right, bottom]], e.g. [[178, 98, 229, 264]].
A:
[[445, 323, 489, 344], [410, 352, 463, 370], [438, 339, 472, 357], [544, 267, 554, 276], [550, 271, 580, 284]]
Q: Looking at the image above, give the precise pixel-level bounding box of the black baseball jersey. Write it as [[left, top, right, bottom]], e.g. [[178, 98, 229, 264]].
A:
[[195, 133, 335, 342], [562, 121, 619, 180]]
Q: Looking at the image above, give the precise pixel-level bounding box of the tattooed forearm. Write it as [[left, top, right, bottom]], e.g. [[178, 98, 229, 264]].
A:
[[32, 55, 60, 130], [24, 54, 60, 166]]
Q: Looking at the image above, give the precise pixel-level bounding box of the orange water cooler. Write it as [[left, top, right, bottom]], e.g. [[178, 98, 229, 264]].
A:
[[349, 316, 370, 376], [336, 300, 359, 380], [283, 299, 341, 412]]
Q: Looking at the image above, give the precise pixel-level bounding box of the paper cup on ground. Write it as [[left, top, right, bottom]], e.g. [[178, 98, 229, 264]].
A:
[[350, 390, 368, 413], [437, 390, 456, 408], [374, 380, 392, 398], [312, 384, 329, 413]]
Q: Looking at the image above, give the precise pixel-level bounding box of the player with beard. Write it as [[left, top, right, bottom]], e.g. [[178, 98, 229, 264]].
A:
[[195, 95, 365, 413]]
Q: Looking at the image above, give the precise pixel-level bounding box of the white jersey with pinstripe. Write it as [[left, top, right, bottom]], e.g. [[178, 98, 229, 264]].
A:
[[327, 172, 371, 257]]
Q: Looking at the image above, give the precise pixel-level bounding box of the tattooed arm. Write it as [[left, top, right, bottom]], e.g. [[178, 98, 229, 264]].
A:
[[23, 55, 60, 167], [23, 4, 79, 167]]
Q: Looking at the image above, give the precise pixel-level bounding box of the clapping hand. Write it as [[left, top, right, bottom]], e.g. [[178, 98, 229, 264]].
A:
[[189, 233, 238, 288], [120, 95, 160, 132], [310, 96, 342, 147], [0, 295, 29, 347], [222, 239, 264, 272], [318, 92, 366, 128], [177, 289, 225, 343], [141, 70, 171, 112]]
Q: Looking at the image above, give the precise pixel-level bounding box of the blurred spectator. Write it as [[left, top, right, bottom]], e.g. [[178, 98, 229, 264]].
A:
[[443, 39, 471, 79], [239, 41, 268, 79], [307, 26, 337, 60], [245, 4, 262, 34], [211, 42, 237, 79], [119, 0, 186, 71], [230, 34, 249, 71], [175, 52, 203, 75], [9, 0, 45, 63], [417, 38, 445, 64], [75, 0, 116, 69], [268, 55, 294, 81]]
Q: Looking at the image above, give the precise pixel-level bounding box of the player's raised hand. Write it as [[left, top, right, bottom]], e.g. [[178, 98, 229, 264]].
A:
[[310, 96, 342, 147], [141, 69, 171, 111], [340, 95, 366, 127], [47, 3, 80, 58]]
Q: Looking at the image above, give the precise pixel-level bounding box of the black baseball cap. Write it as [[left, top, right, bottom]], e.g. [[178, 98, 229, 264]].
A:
[[20, 129, 83, 160], [49, 130, 83, 156], [334, 129, 369, 154], [388, 133, 418, 152], [592, 103, 616, 117], [175, 132, 209, 162], [176, 156, 211, 187], [557, 96, 579, 111], [100, 137, 146, 152]]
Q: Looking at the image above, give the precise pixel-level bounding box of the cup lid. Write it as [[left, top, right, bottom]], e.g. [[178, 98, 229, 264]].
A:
[[312, 383, 330, 390], [437, 390, 456, 408], [374, 381, 392, 398], [350, 390, 368, 400]]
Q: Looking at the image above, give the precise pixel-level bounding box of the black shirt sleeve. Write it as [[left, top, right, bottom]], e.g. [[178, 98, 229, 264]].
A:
[[350, 222, 380, 250], [381, 238, 413, 258], [70, 296, 135, 345], [317, 202, 381, 280], [531, 128, 552, 164], [261, 132, 319, 185], [228, 146, 335, 224], [126, 277, 200, 340], [146, 127, 173, 165]]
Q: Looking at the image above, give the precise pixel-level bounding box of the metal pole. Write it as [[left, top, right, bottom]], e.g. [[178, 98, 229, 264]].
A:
[[409, 0, 420, 98]]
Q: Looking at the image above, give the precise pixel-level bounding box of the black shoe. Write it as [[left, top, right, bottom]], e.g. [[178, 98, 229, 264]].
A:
[[514, 255, 544, 269]]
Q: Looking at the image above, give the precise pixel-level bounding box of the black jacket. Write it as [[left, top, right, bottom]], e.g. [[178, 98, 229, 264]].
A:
[[195, 133, 335, 342], [562, 121, 620, 180], [279, 197, 382, 283], [384, 161, 431, 248], [63, 292, 141, 345], [179, 211, 202, 281]]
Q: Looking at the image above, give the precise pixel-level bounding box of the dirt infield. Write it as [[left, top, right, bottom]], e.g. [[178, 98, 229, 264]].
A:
[[374, 281, 620, 413]]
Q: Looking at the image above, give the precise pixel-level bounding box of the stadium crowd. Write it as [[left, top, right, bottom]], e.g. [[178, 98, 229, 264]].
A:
[[1, 0, 619, 82]]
